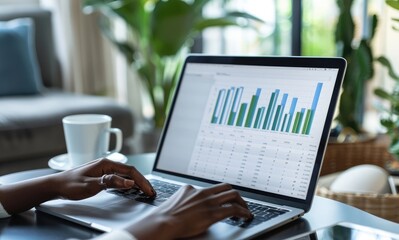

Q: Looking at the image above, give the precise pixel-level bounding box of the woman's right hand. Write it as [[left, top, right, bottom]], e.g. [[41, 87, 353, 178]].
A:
[[125, 183, 252, 240]]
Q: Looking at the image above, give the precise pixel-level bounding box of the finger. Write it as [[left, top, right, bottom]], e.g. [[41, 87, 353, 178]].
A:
[[102, 160, 155, 197], [201, 183, 232, 195], [203, 183, 248, 208], [101, 174, 135, 189], [212, 203, 252, 221], [211, 189, 249, 210]]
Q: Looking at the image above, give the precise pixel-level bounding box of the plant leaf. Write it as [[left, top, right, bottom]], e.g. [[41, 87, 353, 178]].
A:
[[82, 0, 120, 13], [111, 0, 146, 36], [194, 18, 242, 31], [386, 0, 399, 10], [381, 118, 395, 129], [376, 56, 399, 81], [194, 11, 263, 32], [375, 88, 393, 101], [335, 0, 354, 57], [356, 40, 374, 81], [151, 0, 195, 56], [97, 16, 136, 63], [224, 11, 264, 23], [390, 140, 399, 154], [370, 14, 378, 40], [192, 0, 212, 15]]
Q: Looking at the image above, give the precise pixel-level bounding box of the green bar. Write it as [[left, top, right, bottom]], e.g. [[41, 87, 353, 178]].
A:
[[245, 95, 258, 127], [271, 105, 281, 131], [254, 108, 262, 129], [302, 109, 312, 134], [227, 112, 236, 126], [295, 112, 305, 133], [227, 88, 241, 125], [211, 90, 224, 124], [236, 103, 248, 127], [218, 89, 232, 124], [262, 92, 275, 129], [305, 110, 315, 134], [292, 112, 301, 133], [211, 116, 218, 124], [281, 114, 288, 132]]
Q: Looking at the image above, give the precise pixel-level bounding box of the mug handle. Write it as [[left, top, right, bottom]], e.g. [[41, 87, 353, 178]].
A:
[[106, 128, 123, 154]]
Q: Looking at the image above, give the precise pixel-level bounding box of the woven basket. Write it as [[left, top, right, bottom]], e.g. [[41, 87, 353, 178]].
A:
[[317, 139, 399, 223]]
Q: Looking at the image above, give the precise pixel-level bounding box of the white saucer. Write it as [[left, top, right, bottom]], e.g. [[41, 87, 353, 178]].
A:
[[48, 152, 128, 171]]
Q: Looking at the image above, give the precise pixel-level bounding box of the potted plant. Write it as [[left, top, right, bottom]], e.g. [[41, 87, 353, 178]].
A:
[[82, 0, 262, 129], [374, 0, 399, 170], [334, 0, 378, 136]]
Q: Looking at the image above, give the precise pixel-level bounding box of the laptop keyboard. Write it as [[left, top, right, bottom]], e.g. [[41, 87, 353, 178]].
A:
[[223, 201, 289, 228], [107, 179, 289, 228], [107, 179, 180, 206]]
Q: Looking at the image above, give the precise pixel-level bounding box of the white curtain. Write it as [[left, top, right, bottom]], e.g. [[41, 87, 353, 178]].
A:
[[40, 0, 112, 95], [39, 0, 144, 118]]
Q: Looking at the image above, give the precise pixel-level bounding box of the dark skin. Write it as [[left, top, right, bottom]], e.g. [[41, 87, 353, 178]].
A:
[[0, 158, 252, 239]]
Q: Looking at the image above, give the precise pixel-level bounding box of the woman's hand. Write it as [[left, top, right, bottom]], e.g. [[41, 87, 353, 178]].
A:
[[54, 158, 156, 200], [125, 183, 252, 240], [0, 158, 155, 215]]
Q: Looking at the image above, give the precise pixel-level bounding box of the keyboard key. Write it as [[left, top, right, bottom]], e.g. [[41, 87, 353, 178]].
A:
[[107, 179, 181, 206], [222, 201, 289, 228]]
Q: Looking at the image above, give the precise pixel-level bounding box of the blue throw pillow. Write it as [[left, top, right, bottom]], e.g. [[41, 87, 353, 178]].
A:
[[0, 18, 43, 96]]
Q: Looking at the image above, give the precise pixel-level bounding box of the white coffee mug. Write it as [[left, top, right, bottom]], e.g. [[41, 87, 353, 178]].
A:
[[63, 114, 123, 167]]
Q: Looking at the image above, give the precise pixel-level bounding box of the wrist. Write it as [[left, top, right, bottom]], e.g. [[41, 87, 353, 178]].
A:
[[125, 214, 176, 240], [43, 173, 63, 200]]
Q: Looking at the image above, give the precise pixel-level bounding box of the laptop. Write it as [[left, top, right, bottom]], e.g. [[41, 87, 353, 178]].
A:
[[37, 55, 346, 239]]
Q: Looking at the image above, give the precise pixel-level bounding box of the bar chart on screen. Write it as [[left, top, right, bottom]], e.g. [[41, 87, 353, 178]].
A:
[[187, 76, 333, 198], [210, 82, 323, 136], [184, 64, 339, 198]]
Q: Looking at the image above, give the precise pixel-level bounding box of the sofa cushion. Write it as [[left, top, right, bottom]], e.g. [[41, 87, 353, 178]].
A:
[[0, 90, 134, 162], [0, 18, 43, 96]]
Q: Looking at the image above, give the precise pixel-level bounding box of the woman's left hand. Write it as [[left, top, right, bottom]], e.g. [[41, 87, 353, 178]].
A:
[[54, 158, 156, 200]]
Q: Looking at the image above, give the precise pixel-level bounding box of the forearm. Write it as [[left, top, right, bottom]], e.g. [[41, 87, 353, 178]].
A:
[[0, 174, 59, 215]]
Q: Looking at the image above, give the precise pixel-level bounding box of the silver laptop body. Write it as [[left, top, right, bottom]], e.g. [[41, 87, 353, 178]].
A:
[[37, 55, 346, 239]]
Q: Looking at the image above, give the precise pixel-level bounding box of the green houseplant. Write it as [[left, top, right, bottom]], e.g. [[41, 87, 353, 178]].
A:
[[82, 0, 261, 128], [334, 0, 378, 134], [374, 0, 399, 162]]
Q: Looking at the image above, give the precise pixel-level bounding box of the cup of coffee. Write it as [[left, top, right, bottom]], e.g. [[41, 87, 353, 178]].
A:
[[62, 114, 123, 167]]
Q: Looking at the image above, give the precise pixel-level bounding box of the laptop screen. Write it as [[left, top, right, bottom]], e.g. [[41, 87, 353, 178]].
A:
[[155, 56, 343, 201]]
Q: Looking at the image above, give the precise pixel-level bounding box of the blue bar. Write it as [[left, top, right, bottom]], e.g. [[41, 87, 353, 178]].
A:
[[267, 89, 280, 130], [258, 107, 265, 128], [306, 83, 323, 132], [311, 83, 323, 111], [285, 97, 298, 132], [227, 87, 243, 125], [211, 89, 226, 124], [281, 113, 288, 131], [276, 93, 288, 130], [219, 88, 233, 124]]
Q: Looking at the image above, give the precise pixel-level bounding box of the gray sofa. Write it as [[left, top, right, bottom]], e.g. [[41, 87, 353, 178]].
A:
[[0, 7, 135, 163]]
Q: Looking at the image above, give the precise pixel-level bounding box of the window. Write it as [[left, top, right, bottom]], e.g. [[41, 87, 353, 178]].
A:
[[201, 0, 292, 56]]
